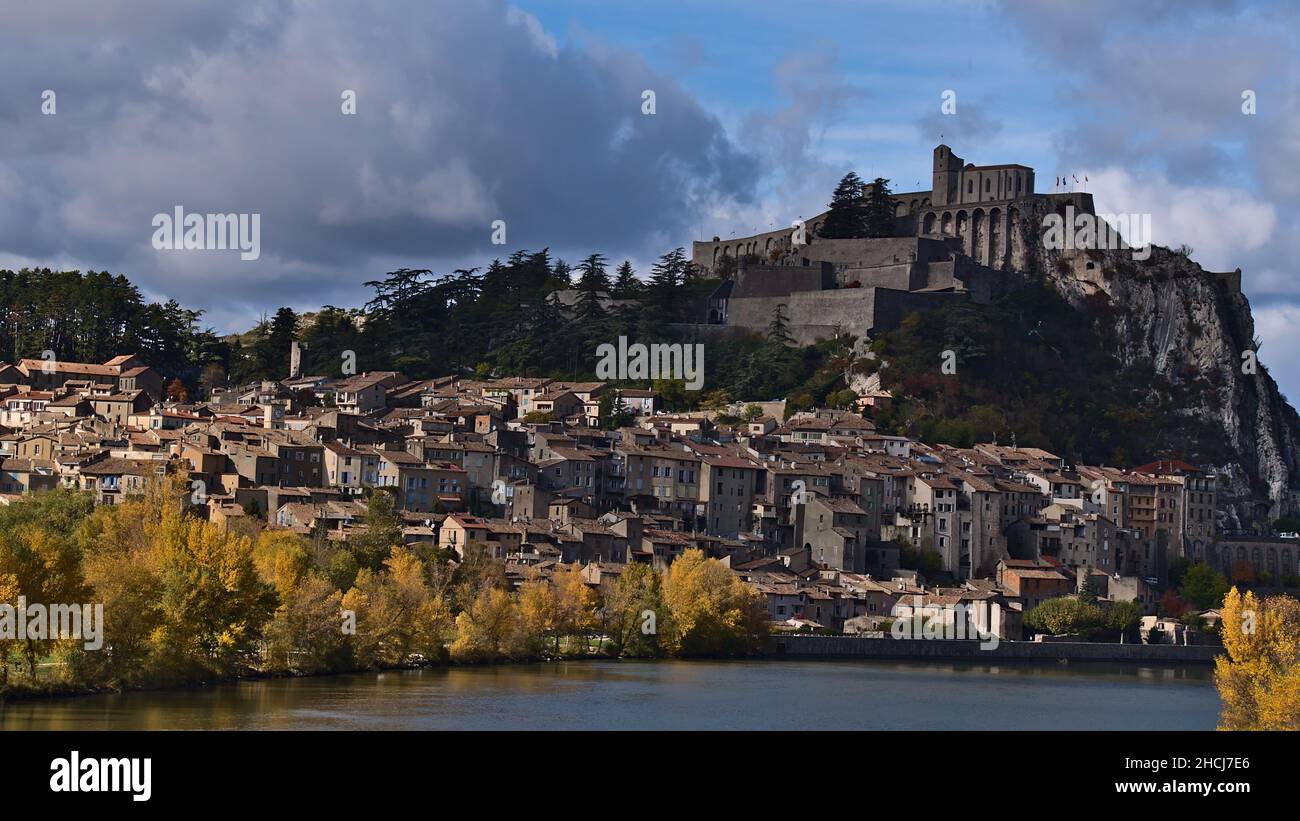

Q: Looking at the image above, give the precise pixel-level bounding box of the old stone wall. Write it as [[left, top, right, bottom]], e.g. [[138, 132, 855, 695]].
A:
[[731, 261, 834, 299], [770, 634, 1222, 663]]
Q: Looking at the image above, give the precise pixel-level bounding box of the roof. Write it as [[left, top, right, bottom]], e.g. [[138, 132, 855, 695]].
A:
[[18, 360, 118, 377]]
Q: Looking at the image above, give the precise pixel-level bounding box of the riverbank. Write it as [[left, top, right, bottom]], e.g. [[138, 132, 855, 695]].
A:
[[771, 635, 1224, 663]]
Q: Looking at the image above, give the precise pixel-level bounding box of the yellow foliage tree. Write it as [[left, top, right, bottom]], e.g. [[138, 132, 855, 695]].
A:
[[449, 587, 526, 662], [519, 573, 559, 655], [553, 564, 598, 655], [77, 475, 275, 682], [252, 530, 312, 600], [662, 549, 768, 657], [342, 547, 454, 668], [1216, 587, 1300, 730]]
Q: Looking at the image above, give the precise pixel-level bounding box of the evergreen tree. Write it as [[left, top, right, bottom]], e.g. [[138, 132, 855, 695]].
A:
[[644, 247, 688, 326], [863, 177, 897, 238], [571, 253, 612, 364], [551, 258, 573, 289], [611, 260, 640, 298], [817, 172, 868, 239], [574, 253, 611, 293]]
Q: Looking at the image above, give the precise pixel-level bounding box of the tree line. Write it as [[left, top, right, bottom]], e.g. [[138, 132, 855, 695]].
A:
[[0, 480, 768, 697], [4, 250, 862, 421]]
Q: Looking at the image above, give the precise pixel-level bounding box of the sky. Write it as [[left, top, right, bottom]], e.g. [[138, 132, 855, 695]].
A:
[[1, 0, 1297, 397]]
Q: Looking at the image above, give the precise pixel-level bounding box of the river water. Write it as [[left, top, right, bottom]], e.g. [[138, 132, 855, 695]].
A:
[[0, 660, 1220, 730]]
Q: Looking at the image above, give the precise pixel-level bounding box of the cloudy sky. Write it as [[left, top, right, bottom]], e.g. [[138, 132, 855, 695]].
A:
[[1, 0, 1297, 397]]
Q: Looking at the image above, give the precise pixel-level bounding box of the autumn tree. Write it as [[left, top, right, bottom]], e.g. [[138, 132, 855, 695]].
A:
[[1215, 588, 1300, 729], [75, 476, 275, 684], [1159, 589, 1188, 618], [165, 377, 189, 403], [342, 547, 454, 668], [662, 549, 768, 656], [519, 573, 559, 655], [1231, 560, 1257, 585], [450, 541, 510, 612], [254, 530, 350, 673], [449, 587, 527, 662], [603, 562, 668, 657], [553, 564, 598, 655]]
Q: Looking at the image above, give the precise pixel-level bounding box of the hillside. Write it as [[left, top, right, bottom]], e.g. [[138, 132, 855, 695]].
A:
[[865, 209, 1300, 529]]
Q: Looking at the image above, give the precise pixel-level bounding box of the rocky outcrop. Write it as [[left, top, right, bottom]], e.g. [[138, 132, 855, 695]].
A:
[[1015, 205, 1300, 530]]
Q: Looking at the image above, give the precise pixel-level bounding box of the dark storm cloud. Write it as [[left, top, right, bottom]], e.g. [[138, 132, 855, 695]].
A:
[[0, 0, 758, 324]]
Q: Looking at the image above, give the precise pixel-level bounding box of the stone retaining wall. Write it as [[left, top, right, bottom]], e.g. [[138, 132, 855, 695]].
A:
[[770, 635, 1222, 663]]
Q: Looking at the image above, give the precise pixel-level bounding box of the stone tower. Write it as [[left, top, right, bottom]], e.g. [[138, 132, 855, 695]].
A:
[[932, 144, 964, 207]]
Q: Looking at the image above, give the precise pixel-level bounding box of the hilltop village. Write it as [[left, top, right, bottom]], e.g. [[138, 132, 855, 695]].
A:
[[0, 348, 1289, 641]]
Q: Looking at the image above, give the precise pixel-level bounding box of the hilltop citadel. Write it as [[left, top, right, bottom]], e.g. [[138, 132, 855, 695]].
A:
[[693, 145, 1116, 344]]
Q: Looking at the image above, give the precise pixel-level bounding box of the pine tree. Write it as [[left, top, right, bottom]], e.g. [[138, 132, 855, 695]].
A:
[[644, 247, 688, 324], [570, 253, 611, 360], [817, 172, 868, 239], [863, 177, 897, 238], [765, 303, 796, 347], [575, 253, 611, 293], [551, 258, 573, 289], [612, 260, 640, 298]]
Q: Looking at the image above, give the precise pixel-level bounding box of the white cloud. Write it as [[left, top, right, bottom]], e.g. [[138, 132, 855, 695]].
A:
[[1083, 167, 1276, 270], [1254, 303, 1300, 401]]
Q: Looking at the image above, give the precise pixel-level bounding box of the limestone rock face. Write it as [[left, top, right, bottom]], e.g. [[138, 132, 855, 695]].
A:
[[1023, 214, 1300, 529]]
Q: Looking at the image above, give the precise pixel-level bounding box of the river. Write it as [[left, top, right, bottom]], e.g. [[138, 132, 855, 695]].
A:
[[0, 659, 1220, 730]]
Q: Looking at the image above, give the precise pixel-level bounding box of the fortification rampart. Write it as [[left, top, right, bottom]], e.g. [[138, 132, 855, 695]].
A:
[[693, 145, 1086, 344]]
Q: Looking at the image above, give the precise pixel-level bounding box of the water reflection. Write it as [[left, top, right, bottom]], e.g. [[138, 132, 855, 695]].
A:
[[0, 660, 1219, 731]]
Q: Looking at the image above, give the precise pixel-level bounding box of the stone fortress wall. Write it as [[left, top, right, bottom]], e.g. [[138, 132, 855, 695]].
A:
[[693, 144, 1105, 345]]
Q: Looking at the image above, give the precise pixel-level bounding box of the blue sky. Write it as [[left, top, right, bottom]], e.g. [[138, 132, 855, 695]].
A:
[[0, 0, 1296, 399]]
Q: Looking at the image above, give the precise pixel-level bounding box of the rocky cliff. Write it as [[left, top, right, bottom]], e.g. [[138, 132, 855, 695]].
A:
[[1011, 205, 1300, 530]]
